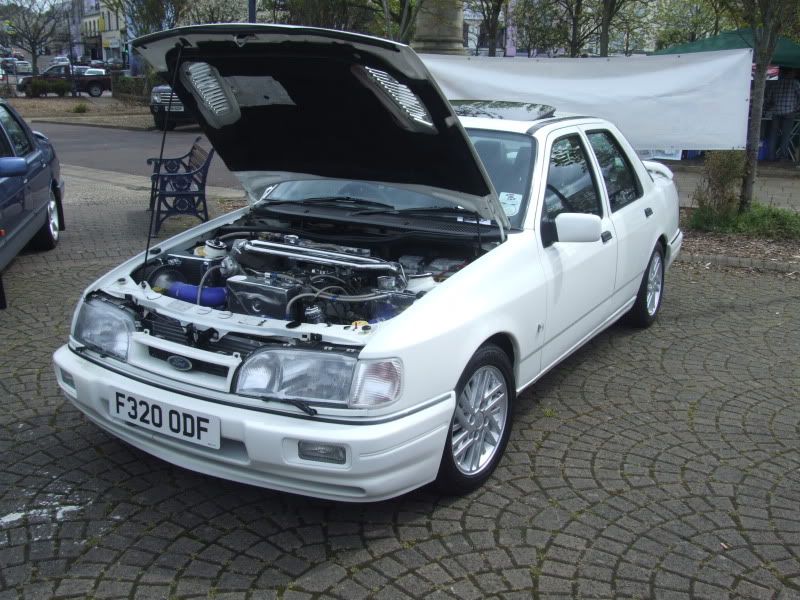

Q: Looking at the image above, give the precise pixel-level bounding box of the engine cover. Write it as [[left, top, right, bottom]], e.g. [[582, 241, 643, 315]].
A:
[[226, 275, 302, 319]]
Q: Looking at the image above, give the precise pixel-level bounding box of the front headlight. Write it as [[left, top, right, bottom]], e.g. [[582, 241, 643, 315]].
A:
[[349, 359, 403, 408], [73, 299, 135, 361], [237, 349, 357, 404], [150, 91, 160, 104]]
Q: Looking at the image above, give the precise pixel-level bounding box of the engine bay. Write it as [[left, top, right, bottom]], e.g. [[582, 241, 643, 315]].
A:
[[134, 219, 482, 327]]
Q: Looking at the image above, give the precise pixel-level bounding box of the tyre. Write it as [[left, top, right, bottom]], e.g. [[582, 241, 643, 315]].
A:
[[30, 189, 60, 251], [87, 83, 103, 97], [625, 243, 665, 328], [435, 343, 515, 495]]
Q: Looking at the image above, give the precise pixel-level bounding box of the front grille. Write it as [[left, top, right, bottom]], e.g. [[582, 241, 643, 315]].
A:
[[143, 313, 267, 357], [158, 92, 183, 108], [148, 347, 228, 378]]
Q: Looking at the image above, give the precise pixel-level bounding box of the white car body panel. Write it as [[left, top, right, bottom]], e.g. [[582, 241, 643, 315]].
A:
[[55, 30, 682, 502]]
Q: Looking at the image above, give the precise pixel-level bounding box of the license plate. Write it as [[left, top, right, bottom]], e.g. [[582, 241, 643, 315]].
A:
[[167, 105, 184, 112], [109, 391, 221, 449]]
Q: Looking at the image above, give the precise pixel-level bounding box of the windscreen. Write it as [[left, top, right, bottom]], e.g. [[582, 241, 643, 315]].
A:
[[466, 129, 536, 228]]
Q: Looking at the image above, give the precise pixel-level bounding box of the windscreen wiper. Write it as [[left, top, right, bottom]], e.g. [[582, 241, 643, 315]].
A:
[[259, 196, 394, 210], [353, 206, 490, 221]]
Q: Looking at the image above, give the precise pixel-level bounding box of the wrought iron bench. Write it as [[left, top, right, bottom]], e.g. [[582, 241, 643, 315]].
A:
[[147, 137, 215, 234]]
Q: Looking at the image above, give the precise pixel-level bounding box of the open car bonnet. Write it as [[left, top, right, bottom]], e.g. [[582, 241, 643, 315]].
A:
[[132, 24, 509, 228]]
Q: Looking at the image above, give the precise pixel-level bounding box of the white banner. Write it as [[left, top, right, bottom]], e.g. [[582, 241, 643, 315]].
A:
[[420, 49, 752, 155]]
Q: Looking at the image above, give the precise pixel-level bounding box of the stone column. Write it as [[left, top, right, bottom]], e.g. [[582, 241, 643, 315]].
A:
[[411, 0, 466, 55]]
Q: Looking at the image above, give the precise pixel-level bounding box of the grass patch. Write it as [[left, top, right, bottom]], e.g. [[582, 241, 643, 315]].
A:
[[689, 203, 800, 240], [71, 102, 88, 114]]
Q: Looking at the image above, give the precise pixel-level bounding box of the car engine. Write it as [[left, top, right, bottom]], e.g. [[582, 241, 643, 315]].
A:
[[141, 232, 470, 325]]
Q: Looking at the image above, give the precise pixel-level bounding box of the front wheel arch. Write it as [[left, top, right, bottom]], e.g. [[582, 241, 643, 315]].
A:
[[53, 182, 65, 231], [435, 342, 516, 495]]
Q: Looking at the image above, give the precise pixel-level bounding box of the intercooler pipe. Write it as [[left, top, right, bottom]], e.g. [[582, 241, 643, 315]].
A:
[[243, 240, 403, 275]]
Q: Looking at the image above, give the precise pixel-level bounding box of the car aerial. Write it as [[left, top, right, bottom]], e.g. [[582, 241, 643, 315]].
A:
[[53, 24, 682, 502], [149, 83, 195, 130], [0, 100, 65, 308]]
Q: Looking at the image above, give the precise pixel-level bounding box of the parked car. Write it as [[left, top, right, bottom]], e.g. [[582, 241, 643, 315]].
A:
[[0, 100, 65, 308], [17, 64, 111, 97], [13, 60, 32, 74], [89, 59, 106, 69], [149, 83, 195, 130], [0, 58, 17, 74], [49, 56, 71, 66], [105, 57, 124, 70], [54, 25, 682, 502]]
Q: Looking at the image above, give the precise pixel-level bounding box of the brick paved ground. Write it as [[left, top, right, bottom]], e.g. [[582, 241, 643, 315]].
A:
[[0, 170, 799, 599]]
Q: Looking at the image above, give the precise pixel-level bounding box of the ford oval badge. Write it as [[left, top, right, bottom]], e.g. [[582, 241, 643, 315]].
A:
[[167, 355, 193, 371]]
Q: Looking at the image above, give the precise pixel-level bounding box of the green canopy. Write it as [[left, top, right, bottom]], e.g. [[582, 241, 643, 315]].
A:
[[654, 29, 800, 68]]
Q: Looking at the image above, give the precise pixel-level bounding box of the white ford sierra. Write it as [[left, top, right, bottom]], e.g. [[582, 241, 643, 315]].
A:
[[54, 24, 682, 502]]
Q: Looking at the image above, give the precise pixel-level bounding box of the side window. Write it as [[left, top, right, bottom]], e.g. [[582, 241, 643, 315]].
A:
[[586, 130, 642, 212], [540, 134, 601, 247], [0, 107, 33, 156], [0, 130, 13, 158]]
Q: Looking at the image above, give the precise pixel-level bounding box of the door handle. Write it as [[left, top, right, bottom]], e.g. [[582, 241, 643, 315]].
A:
[[601, 230, 613, 243], [23, 178, 28, 184], [644, 207, 653, 218]]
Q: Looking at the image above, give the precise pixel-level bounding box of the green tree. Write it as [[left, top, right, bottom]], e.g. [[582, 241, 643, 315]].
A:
[[4, 0, 61, 74], [373, 0, 424, 43], [609, 0, 651, 54], [598, 0, 652, 56], [557, 0, 599, 56], [468, 0, 506, 56], [513, 0, 567, 56], [183, 0, 247, 24], [103, 0, 189, 37], [653, 0, 732, 49], [721, 0, 798, 212]]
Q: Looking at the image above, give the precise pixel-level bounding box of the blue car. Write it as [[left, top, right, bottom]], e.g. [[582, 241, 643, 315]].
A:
[[0, 100, 65, 308]]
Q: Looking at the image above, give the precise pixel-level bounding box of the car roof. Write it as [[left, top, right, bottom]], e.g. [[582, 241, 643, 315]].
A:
[[459, 115, 608, 135]]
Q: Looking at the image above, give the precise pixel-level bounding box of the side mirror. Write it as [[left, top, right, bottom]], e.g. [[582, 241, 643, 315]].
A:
[[0, 157, 27, 178], [555, 213, 602, 243]]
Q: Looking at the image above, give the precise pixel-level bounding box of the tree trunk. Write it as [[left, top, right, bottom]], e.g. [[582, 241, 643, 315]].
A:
[[569, 0, 583, 57], [599, 0, 615, 57], [741, 57, 769, 212], [411, 0, 466, 55], [487, 18, 498, 56]]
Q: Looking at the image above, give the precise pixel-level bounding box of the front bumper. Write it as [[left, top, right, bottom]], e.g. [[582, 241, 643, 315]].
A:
[[54, 345, 454, 502]]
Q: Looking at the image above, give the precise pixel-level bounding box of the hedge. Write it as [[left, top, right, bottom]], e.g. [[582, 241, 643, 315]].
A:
[[25, 79, 73, 97], [111, 72, 159, 103]]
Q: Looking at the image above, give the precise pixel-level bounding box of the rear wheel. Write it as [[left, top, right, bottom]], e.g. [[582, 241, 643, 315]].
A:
[[87, 82, 103, 97], [31, 188, 60, 251], [625, 243, 665, 328], [435, 344, 514, 495]]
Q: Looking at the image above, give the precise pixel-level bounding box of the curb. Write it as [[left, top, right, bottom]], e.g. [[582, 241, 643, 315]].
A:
[[676, 252, 798, 273], [30, 118, 155, 132]]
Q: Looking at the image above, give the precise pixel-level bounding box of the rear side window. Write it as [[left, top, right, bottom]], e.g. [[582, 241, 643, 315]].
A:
[[0, 106, 32, 156], [586, 130, 642, 212], [541, 134, 602, 247]]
